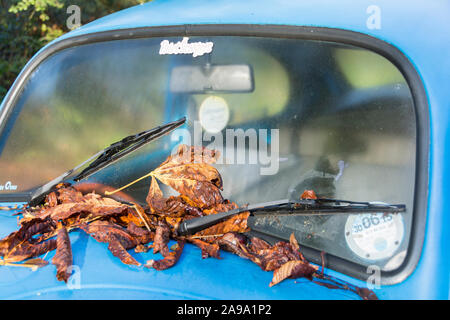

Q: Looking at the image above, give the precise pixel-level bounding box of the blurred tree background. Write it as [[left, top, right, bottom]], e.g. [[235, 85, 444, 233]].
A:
[[0, 0, 147, 101]]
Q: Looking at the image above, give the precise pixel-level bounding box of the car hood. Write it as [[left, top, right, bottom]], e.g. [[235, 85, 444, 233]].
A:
[[0, 206, 365, 300]]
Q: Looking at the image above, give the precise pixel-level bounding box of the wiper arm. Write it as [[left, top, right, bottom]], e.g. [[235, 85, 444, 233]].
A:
[[29, 117, 186, 206], [177, 198, 406, 236]]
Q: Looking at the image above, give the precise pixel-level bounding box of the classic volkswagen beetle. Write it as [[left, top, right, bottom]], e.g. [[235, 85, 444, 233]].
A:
[[0, 0, 448, 300]]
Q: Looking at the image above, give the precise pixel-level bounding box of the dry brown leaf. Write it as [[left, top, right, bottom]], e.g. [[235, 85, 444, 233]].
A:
[[217, 232, 257, 261], [80, 218, 142, 266], [134, 244, 150, 253], [269, 260, 318, 287], [248, 237, 271, 253], [46, 192, 58, 207], [289, 233, 306, 262], [146, 176, 201, 216], [152, 176, 223, 209], [300, 189, 318, 199], [56, 186, 84, 203], [152, 221, 171, 256], [4, 239, 57, 263], [193, 212, 250, 238], [189, 238, 221, 259], [146, 240, 184, 271], [51, 226, 73, 282], [107, 236, 140, 266], [0, 218, 55, 256], [79, 220, 137, 249], [256, 241, 304, 271], [148, 145, 224, 209], [158, 144, 220, 168], [126, 222, 154, 244], [33, 193, 128, 222], [155, 163, 223, 190]]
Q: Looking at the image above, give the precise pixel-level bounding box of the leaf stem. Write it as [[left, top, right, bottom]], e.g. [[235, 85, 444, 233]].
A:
[[189, 234, 224, 239], [104, 171, 154, 196], [0, 259, 41, 271], [130, 204, 152, 233]]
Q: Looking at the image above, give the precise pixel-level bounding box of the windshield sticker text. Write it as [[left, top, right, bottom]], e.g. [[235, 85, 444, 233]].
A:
[[159, 37, 214, 57], [0, 181, 18, 191]]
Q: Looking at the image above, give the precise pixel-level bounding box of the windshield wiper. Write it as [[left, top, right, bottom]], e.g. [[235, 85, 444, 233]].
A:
[[29, 117, 186, 206], [177, 198, 406, 236]]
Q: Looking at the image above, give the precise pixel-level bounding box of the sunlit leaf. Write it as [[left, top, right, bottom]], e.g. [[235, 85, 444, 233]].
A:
[[269, 260, 317, 287]]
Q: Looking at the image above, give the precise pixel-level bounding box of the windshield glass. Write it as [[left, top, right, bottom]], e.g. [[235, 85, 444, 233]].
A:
[[0, 36, 416, 271]]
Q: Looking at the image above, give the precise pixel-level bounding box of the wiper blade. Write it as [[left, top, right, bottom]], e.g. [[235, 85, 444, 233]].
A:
[[72, 117, 186, 181], [177, 198, 406, 236], [29, 117, 186, 206]]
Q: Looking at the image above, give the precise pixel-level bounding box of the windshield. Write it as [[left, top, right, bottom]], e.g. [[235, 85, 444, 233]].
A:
[[0, 36, 416, 272]]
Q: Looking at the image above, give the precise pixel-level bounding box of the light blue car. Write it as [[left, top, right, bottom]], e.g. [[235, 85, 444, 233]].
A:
[[0, 0, 448, 300]]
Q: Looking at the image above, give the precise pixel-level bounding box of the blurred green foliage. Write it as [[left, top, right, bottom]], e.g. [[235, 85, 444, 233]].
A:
[[0, 0, 147, 101]]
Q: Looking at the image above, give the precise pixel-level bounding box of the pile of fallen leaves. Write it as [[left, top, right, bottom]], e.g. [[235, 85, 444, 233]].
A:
[[0, 145, 377, 299]]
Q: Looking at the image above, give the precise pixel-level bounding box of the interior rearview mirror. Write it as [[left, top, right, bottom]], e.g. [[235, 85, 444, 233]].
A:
[[169, 64, 254, 93]]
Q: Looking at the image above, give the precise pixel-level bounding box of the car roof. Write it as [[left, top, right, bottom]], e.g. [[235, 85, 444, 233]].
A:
[[53, 0, 448, 48]]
